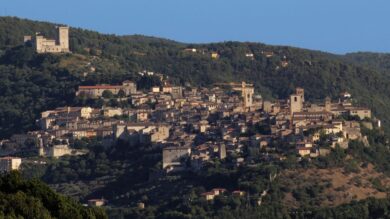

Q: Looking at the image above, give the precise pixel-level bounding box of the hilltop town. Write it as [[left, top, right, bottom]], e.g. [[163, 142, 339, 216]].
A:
[[0, 71, 379, 206], [1, 20, 390, 218], [1, 72, 375, 170]]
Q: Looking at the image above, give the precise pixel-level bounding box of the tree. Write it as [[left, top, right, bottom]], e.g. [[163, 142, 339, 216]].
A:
[[117, 89, 126, 98], [0, 171, 107, 219], [102, 90, 114, 99]]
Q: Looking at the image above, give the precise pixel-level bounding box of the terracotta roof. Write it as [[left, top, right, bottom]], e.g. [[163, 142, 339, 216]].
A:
[[79, 85, 122, 89]]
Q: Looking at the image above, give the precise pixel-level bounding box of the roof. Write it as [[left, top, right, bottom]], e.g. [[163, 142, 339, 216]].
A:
[[163, 146, 191, 150], [88, 199, 105, 202], [293, 111, 332, 116], [212, 188, 227, 191], [296, 147, 312, 151], [0, 156, 21, 160], [79, 85, 123, 89]]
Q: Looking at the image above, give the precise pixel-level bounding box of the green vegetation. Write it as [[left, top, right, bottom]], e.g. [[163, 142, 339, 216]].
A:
[[4, 16, 390, 218], [35, 129, 390, 218], [0, 171, 107, 219], [2, 16, 390, 138]]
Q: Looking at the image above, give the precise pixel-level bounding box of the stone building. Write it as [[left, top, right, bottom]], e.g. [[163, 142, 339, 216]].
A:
[[45, 145, 72, 158], [76, 81, 137, 98], [296, 87, 305, 103], [162, 146, 191, 169], [25, 26, 70, 53], [0, 157, 22, 172], [227, 82, 254, 108], [241, 82, 254, 108], [325, 97, 332, 112], [290, 94, 303, 116], [88, 199, 106, 207]]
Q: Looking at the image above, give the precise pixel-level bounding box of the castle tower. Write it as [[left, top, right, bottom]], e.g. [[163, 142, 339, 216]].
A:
[[57, 26, 69, 52], [296, 87, 305, 103], [290, 94, 303, 116], [241, 82, 254, 108], [325, 97, 331, 112]]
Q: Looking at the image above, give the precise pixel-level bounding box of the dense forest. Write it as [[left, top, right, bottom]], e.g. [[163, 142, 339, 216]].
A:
[[0, 171, 107, 219]]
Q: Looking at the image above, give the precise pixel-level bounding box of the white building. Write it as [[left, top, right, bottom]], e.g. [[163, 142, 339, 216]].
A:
[[0, 157, 22, 172]]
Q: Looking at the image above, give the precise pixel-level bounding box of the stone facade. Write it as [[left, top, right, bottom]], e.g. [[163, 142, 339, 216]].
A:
[[162, 147, 191, 168], [290, 94, 303, 115], [0, 157, 22, 172], [28, 26, 70, 53], [76, 81, 137, 98]]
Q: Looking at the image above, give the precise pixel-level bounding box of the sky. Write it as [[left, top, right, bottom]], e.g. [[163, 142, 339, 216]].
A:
[[0, 0, 389, 54]]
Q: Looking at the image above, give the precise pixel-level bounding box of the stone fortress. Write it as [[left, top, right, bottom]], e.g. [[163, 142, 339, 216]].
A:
[[24, 26, 70, 53]]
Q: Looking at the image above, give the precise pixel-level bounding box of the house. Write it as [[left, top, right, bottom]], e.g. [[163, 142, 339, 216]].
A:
[[152, 87, 160, 93], [232, 190, 245, 197], [88, 199, 106, 207], [211, 52, 219, 59], [137, 202, 145, 209], [46, 145, 72, 158], [76, 81, 137, 98], [293, 111, 332, 123], [162, 146, 191, 169], [296, 141, 313, 148], [297, 147, 311, 157], [245, 53, 254, 59], [137, 111, 149, 122], [349, 108, 371, 120], [103, 108, 123, 117], [162, 86, 183, 98], [201, 192, 215, 201], [343, 127, 361, 140], [140, 126, 170, 144], [262, 51, 274, 58], [71, 129, 97, 139], [0, 157, 22, 172], [184, 48, 197, 53], [201, 188, 227, 200], [211, 188, 227, 195], [340, 91, 352, 99]]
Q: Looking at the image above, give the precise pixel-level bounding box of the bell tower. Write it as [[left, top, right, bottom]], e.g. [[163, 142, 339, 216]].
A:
[[241, 82, 254, 108], [325, 97, 331, 112]]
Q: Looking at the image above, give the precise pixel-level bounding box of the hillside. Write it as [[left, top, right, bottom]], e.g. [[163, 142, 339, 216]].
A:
[[3, 16, 390, 219], [0, 171, 107, 219], [280, 164, 390, 208], [344, 52, 390, 74], [29, 126, 390, 218], [1, 16, 390, 139]]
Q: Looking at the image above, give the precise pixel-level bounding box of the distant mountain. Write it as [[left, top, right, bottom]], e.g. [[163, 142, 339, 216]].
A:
[[1, 16, 390, 137]]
